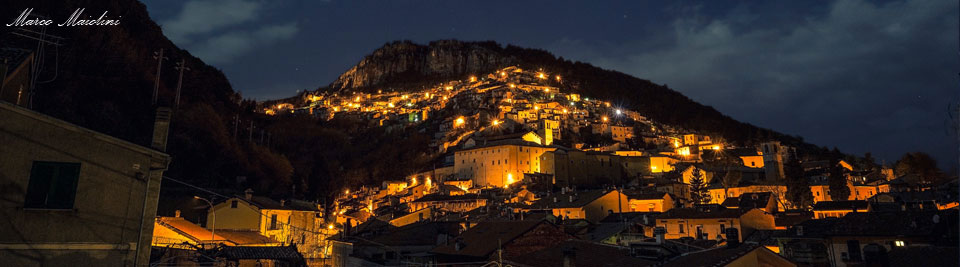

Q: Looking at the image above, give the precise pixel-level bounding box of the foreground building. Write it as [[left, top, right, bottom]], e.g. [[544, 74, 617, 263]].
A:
[[0, 102, 171, 266]]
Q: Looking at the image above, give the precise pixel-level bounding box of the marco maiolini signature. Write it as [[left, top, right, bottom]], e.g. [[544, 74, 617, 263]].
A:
[[6, 8, 121, 27]]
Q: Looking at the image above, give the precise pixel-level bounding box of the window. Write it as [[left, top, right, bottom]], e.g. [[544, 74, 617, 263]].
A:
[[24, 161, 81, 209], [648, 203, 655, 211], [847, 240, 862, 262], [720, 224, 726, 234], [270, 214, 278, 230], [231, 200, 238, 208], [678, 224, 685, 233]]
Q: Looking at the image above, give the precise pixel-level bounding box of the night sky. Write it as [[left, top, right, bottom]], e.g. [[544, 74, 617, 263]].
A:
[[140, 0, 959, 170]]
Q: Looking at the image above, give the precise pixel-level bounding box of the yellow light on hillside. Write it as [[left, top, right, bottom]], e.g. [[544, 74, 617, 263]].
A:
[[491, 120, 500, 126], [544, 88, 550, 93], [555, 75, 561, 81], [411, 177, 417, 185], [505, 173, 515, 188], [509, 83, 516, 88], [354, 96, 360, 102], [455, 116, 465, 126], [500, 71, 506, 77], [388, 103, 395, 108], [602, 116, 609, 122], [562, 108, 568, 114], [469, 76, 477, 82], [344, 189, 350, 195], [328, 224, 335, 230], [615, 109, 622, 115], [538, 73, 546, 79], [712, 145, 721, 150], [651, 166, 658, 171], [534, 106, 539, 110]]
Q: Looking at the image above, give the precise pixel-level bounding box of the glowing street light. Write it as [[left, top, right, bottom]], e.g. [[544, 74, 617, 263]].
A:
[[602, 116, 609, 122], [491, 120, 500, 126], [615, 109, 622, 115], [455, 116, 465, 126], [469, 76, 477, 82], [538, 73, 546, 79]]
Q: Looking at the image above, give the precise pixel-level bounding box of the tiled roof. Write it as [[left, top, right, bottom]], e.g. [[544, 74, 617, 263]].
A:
[[812, 200, 868, 211], [216, 245, 305, 263], [215, 230, 279, 246], [412, 193, 486, 203], [527, 190, 612, 209], [659, 205, 746, 219], [156, 217, 229, 242], [508, 239, 656, 267], [432, 220, 547, 258], [661, 244, 780, 267]]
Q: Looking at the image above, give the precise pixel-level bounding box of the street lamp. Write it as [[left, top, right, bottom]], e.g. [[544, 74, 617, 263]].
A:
[[194, 196, 215, 243]]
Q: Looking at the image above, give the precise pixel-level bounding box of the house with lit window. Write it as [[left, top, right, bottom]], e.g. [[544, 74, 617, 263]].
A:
[[207, 190, 325, 259], [0, 102, 170, 266], [626, 192, 675, 212], [656, 205, 776, 242], [523, 189, 630, 223], [707, 183, 789, 210], [539, 148, 628, 188], [777, 210, 958, 267]]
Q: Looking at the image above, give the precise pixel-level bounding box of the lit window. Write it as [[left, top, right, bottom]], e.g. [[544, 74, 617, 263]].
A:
[[894, 240, 905, 247]]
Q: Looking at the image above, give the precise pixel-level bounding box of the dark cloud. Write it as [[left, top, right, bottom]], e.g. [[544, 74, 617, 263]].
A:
[[557, 0, 957, 167], [158, 0, 299, 64]]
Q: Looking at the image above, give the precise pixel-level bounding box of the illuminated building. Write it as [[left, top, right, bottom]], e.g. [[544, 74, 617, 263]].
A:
[[454, 138, 556, 188]]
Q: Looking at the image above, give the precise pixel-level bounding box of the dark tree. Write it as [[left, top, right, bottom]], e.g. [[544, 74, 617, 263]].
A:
[[895, 152, 944, 185], [689, 167, 710, 205], [827, 160, 850, 201], [784, 156, 813, 209]]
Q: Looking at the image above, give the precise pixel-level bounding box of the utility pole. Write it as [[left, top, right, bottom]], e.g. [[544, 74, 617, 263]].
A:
[[152, 49, 167, 105], [173, 58, 190, 109], [248, 121, 254, 143], [233, 115, 239, 138]]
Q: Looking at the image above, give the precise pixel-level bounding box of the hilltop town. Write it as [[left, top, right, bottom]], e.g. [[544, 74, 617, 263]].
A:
[[178, 66, 956, 266]]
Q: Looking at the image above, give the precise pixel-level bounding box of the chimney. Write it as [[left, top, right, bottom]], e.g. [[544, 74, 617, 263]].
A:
[[174, 210, 181, 218], [280, 200, 286, 207], [654, 227, 666, 244], [561, 246, 577, 267], [151, 107, 172, 151], [725, 228, 740, 248], [244, 189, 253, 201]]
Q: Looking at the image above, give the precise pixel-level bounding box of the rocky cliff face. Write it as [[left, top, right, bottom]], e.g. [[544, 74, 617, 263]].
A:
[[331, 40, 518, 91]]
